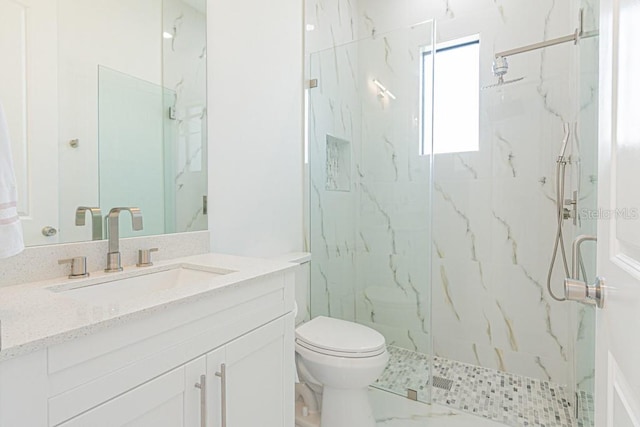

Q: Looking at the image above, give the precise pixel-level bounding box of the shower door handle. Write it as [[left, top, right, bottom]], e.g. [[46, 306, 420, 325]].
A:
[[564, 276, 605, 308]]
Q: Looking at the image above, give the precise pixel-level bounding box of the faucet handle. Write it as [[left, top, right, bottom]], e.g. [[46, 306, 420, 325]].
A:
[[137, 248, 159, 267], [58, 256, 90, 279]]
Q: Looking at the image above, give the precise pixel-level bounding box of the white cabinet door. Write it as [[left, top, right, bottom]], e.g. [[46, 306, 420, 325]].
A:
[[595, 0, 640, 425], [207, 316, 294, 427], [58, 357, 206, 427]]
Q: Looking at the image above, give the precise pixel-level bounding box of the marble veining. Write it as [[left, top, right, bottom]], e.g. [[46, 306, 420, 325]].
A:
[[495, 133, 517, 178], [318, 266, 332, 316], [170, 13, 184, 51], [535, 355, 553, 381], [455, 154, 479, 179], [383, 136, 400, 181], [311, 182, 330, 257], [440, 265, 461, 322], [536, 0, 567, 122], [495, 301, 518, 351], [520, 265, 568, 362], [443, 0, 454, 19], [434, 183, 479, 261], [493, 211, 518, 264], [492, 0, 507, 24]]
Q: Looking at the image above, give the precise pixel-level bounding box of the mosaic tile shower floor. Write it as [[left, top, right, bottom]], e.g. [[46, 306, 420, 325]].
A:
[[374, 346, 595, 427]]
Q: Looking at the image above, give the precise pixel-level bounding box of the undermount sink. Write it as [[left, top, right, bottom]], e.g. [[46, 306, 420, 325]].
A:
[[49, 264, 235, 304]]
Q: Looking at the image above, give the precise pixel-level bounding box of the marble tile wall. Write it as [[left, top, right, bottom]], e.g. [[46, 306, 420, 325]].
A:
[[162, 0, 208, 234], [308, 20, 433, 357], [308, 37, 360, 322], [307, 0, 597, 387]]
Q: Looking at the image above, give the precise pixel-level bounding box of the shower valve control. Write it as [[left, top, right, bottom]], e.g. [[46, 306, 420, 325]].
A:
[[564, 276, 605, 308], [563, 191, 578, 225]]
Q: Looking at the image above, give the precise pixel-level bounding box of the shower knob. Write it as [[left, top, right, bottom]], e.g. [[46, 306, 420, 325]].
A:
[[564, 276, 605, 308], [564, 278, 587, 301]]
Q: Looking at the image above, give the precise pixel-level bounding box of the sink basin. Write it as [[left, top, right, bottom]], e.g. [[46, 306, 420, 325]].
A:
[[50, 264, 235, 305]]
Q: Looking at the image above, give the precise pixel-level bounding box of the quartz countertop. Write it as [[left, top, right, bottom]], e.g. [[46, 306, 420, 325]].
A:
[[0, 253, 296, 362]]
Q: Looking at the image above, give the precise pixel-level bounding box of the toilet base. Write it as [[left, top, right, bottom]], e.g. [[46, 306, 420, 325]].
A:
[[295, 400, 321, 427], [320, 386, 375, 427]]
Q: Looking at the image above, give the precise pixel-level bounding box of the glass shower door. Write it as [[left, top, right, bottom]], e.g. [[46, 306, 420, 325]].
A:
[[572, 1, 599, 425], [308, 20, 435, 403]]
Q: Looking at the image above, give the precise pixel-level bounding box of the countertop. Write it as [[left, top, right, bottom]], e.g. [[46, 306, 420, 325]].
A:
[[0, 253, 296, 362]]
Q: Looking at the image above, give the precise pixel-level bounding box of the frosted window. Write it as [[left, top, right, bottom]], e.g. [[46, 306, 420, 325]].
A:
[[422, 38, 480, 154]]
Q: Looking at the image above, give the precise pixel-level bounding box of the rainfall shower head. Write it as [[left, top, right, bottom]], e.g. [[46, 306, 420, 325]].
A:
[[482, 56, 525, 90]]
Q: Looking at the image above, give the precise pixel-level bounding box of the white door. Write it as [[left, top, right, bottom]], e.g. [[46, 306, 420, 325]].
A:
[[0, 0, 59, 245], [595, 0, 640, 425]]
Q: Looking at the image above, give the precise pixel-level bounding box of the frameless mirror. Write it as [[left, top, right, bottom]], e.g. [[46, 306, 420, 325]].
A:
[[0, 0, 207, 246]]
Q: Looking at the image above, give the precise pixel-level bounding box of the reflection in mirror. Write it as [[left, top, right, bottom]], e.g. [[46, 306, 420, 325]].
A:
[[0, 0, 207, 246]]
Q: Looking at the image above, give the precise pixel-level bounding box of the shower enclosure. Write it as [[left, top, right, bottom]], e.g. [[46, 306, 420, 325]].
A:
[[307, 2, 598, 425], [308, 20, 436, 402]]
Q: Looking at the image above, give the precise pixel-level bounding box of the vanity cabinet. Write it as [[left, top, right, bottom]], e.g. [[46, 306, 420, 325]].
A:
[[0, 268, 295, 427], [206, 315, 292, 427], [58, 316, 290, 427], [57, 356, 206, 427]]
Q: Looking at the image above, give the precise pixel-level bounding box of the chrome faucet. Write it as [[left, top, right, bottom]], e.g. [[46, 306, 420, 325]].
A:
[[105, 207, 143, 272], [75, 206, 103, 240]]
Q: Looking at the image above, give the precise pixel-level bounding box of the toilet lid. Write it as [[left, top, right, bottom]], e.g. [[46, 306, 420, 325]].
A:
[[295, 316, 386, 357]]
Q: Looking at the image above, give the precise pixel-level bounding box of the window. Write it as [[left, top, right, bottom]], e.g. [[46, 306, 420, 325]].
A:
[[422, 36, 480, 155]]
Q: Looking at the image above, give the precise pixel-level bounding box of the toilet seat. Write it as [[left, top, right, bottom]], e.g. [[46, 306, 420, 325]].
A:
[[295, 316, 386, 358]]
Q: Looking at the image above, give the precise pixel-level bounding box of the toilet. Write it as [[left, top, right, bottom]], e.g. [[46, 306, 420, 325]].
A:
[[294, 316, 389, 427]]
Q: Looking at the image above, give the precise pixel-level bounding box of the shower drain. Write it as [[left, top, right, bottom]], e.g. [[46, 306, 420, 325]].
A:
[[406, 376, 454, 401], [429, 376, 454, 391]]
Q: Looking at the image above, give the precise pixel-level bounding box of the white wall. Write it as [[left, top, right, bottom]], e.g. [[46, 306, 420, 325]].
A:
[[207, 0, 304, 257]]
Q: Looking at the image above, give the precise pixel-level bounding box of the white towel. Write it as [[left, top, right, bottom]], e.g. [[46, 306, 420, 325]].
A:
[[0, 103, 25, 258]]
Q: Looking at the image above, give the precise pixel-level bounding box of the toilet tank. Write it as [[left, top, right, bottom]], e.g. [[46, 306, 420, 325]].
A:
[[271, 252, 311, 326]]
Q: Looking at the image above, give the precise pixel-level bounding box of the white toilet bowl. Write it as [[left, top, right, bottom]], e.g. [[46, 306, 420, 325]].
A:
[[295, 316, 389, 427]]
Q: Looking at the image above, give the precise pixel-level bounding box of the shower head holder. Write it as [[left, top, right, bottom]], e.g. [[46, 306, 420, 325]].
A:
[[492, 56, 509, 78]]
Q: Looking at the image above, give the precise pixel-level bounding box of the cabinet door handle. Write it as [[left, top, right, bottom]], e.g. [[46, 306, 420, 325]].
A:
[[215, 364, 227, 427], [194, 374, 207, 427]]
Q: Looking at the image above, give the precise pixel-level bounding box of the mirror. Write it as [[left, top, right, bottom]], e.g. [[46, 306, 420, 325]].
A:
[[0, 0, 207, 246]]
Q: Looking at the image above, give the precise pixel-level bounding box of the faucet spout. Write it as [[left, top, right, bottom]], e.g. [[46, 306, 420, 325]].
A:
[[75, 206, 103, 240], [105, 207, 143, 272]]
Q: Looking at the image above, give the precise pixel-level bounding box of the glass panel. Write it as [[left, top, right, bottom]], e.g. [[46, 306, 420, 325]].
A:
[[162, 0, 208, 234], [98, 0, 207, 239], [98, 67, 167, 238], [430, 14, 593, 425], [308, 21, 435, 403], [573, 0, 599, 425]]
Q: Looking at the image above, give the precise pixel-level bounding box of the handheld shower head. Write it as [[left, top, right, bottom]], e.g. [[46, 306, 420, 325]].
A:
[[558, 122, 571, 161]]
